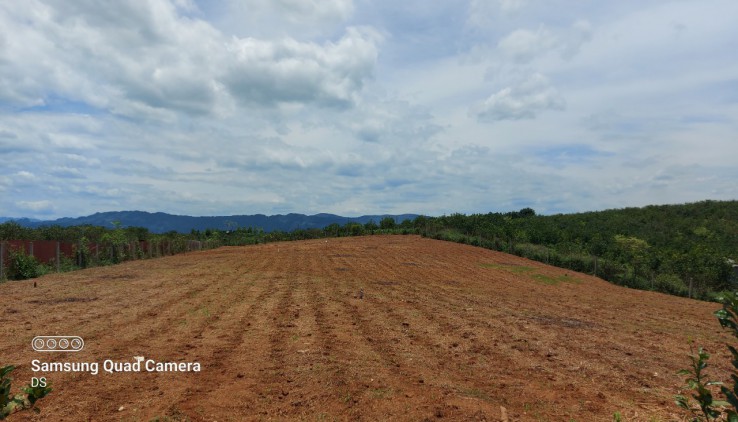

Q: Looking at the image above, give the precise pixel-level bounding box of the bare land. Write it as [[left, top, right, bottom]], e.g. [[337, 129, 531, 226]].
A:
[[0, 235, 732, 421]]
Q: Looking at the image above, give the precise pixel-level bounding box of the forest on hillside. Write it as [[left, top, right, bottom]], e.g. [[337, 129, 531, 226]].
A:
[[1, 200, 736, 300], [420, 200, 738, 300]]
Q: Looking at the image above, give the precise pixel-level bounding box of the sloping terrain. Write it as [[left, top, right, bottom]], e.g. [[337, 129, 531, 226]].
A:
[[0, 235, 732, 421]]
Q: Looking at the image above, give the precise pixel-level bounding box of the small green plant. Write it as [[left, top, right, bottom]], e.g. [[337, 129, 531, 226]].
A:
[[1, 365, 52, 419], [613, 412, 622, 422], [370, 388, 391, 399], [675, 291, 738, 421], [714, 292, 738, 419], [675, 345, 727, 420]]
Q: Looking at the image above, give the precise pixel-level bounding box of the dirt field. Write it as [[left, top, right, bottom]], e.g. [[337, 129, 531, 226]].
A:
[[1, 235, 733, 421]]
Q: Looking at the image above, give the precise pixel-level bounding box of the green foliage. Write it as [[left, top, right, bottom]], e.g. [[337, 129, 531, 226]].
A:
[[101, 224, 129, 263], [655, 273, 689, 296], [675, 293, 738, 421], [715, 292, 738, 419], [1, 365, 52, 419], [379, 217, 396, 230], [675, 345, 727, 420], [7, 248, 42, 280], [75, 236, 92, 268], [364, 219, 378, 233], [0, 217, 418, 282], [417, 201, 738, 299]]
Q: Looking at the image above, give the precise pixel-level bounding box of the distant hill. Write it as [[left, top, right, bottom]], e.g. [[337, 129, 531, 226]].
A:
[[0, 217, 41, 224], [4, 211, 419, 234]]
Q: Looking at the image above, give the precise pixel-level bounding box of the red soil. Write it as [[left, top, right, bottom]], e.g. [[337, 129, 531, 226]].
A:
[[0, 235, 732, 421]]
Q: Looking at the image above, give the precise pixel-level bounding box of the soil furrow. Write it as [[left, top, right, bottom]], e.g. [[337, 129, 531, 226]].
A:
[[1, 235, 732, 422]]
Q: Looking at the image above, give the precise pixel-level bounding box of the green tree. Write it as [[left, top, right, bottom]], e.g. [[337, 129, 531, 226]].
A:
[[614, 234, 650, 284], [364, 219, 378, 234], [379, 217, 396, 230], [100, 221, 128, 263]]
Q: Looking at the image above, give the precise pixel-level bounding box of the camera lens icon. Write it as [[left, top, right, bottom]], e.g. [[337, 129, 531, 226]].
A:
[[70, 338, 83, 350], [33, 338, 46, 350], [32, 336, 84, 352]]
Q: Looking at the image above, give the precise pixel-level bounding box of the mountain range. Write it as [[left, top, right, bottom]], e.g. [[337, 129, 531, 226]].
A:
[[0, 211, 418, 234]]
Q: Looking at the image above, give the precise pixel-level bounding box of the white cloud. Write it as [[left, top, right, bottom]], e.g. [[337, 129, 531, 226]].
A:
[[1, 1, 737, 219], [0, 1, 379, 119], [208, 0, 354, 39], [468, 0, 527, 27], [14, 171, 36, 181], [17, 200, 55, 214], [497, 21, 592, 64], [49, 166, 86, 179], [497, 26, 557, 64], [472, 73, 565, 122], [223, 27, 380, 108], [244, 0, 354, 25]]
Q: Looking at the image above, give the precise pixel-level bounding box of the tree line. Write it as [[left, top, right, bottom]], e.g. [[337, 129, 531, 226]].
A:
[[0, 217, 413, 280], [418, 200, 738, 300], [2, 201, 736, 301]]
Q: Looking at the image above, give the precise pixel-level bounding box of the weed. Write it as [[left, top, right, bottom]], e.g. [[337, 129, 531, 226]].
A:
[[459, 388, 489, 401], [370, 388, 392, 399], [675, 291, 738, 420], [675, 344, 726, 420], [1, 364, 52, 419]]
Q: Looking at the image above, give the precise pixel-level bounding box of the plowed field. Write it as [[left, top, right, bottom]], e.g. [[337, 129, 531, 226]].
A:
[[1, 235, 732, 421]]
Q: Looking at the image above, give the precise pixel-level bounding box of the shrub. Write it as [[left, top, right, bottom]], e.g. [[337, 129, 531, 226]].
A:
[[1, 365, 52, 419], [7, 248, 41, 280], [655, 274, 689, 296], [675, 291, 738, 420], [675, 345, 727, 420]]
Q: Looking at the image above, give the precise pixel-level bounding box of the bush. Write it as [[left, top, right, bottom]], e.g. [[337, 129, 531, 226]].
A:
[[1, 365, 52, 419], [675, 345, 727, 420], [675, 292, 738, 420], [7, 249, 42, 280], [656, 273, 689, 296]]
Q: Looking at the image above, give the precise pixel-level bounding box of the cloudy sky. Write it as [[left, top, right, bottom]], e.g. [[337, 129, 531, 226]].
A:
[[1, 0, 737, 219]]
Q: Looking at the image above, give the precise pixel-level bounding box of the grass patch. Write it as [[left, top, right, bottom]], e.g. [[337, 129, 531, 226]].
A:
[[480, 262, 582, 285], [187, 306, 211, 318], [369, 387, 393, 399], [459, 387, 490, 401], [531, 273, 580, 285], [479, 263, 536, 273], [340, 392, 353, 404]]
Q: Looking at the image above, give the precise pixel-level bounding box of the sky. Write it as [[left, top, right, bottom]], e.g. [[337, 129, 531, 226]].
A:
[[1, 0, 737, 219]]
